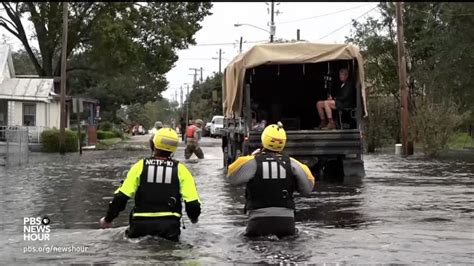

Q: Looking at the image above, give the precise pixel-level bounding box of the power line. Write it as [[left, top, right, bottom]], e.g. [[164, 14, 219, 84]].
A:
[[193, 39, 267, 47], [317, 6, 379, 40], [194, 41, 236, 46], [278, 3, 372, 25], [179, 58, 217, 60], [179, 57, 230, 61]]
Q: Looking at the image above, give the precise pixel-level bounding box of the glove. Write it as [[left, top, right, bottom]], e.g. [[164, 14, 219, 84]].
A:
[[190, 218, 199, 224], [251, 148, 261, 156], [99, 217, 111, 229]]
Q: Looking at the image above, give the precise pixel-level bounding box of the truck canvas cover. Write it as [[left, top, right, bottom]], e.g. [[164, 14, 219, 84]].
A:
[[222, 42, 367, 118]]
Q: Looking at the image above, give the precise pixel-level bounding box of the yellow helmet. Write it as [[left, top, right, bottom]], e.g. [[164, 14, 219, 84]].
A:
[[261, 123, 286, 152], [153, 128, 179, 153]]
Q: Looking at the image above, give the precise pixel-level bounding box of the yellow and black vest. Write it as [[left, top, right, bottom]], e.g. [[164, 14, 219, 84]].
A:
[[134, 158, 182, 215], [245, 153, 296, 211]]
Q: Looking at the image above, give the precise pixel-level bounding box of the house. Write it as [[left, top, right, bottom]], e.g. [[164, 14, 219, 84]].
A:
[[0, 44, 71, 143]]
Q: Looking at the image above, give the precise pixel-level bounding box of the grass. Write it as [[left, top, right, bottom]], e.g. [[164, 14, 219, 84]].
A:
[[448, 132, 474, 150]]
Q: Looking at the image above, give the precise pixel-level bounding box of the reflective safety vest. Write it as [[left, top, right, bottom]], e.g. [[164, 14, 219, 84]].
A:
[[133, 158, 182, 216], [245, 153, 296, 211], [186, 125, 197, 138]]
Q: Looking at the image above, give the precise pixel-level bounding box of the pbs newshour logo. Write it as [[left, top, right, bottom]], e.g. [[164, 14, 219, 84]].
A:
[[23, 216, 51, 241]]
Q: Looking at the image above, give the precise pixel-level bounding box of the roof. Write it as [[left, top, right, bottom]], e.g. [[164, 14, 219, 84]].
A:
[[0, 44, 55, 103], [0, 78, 55, 103], [222, 41, 367, 117]]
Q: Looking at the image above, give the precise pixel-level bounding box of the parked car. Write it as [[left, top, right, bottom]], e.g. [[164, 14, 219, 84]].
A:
[[202, 122, 212, 137], [132, 124, 146, 135], [210, 115, 224, 138]]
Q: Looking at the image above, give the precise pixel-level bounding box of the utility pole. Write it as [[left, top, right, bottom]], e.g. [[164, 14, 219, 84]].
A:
[[76, 98, 82, 155], [297, 29, 300, 41], [186, 84, 190, 127], [180, 86, 183, 107], [200, 67, 203, 83], [59, 2, 68, 154], [212, 49, 224, 74], [270, 0, 275, 42], [239, 37, 243, 53], [219, 49, 222, 74], [396, 2, 409, 156], [189, 68, 199, 84]]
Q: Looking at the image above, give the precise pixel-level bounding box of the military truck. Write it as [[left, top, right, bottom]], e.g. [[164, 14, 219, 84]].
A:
[[220, 42, 368, 182]]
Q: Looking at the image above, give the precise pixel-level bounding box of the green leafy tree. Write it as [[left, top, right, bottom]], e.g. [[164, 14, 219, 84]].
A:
[[123, 98, 180, 130], [347, 2, 474, 155], [0, 2, 213, 116], [182, 73, 223, 123], [11, 49, 39, 75]]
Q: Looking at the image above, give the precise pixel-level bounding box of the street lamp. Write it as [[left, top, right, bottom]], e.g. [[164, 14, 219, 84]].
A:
[[234, 23, 275, 43], [234, 23, 271, 34], [211, 57, 229, 61]]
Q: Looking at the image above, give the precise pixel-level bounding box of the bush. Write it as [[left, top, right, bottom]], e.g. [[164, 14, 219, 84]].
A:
[[41, 129, 78, 153], [412, 100, 467, 157], [99, 121, 113, 131], [69, 127, 86, 143], [111, 128, 124, 139], [97, 130, 117, 139], [364, 96, 399, 152]]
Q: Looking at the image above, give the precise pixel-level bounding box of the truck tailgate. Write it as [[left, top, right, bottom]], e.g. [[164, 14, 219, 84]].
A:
[[248, 129, 363, 156]]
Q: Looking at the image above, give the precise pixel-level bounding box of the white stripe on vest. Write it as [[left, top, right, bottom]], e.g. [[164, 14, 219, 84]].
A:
[[262, 161, 286, 179], [146, 165, 172, 184]]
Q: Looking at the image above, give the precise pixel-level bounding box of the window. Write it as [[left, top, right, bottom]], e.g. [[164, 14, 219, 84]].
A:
[[23, 103, 36, 126]]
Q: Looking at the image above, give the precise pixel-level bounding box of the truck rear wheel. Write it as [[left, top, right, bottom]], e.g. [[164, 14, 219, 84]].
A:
[[321, 157, 345, 182]]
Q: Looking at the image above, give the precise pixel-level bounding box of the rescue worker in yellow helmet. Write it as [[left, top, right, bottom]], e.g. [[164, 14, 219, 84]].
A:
[[227, 123, 315, 238], [99, 128, 201, 242]]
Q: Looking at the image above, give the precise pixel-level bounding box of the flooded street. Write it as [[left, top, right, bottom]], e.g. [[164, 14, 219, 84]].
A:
[[0, 137, 473, 264]]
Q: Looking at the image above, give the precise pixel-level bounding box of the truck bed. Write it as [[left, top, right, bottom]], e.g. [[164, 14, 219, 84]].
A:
[[248, 129, 363, 156]]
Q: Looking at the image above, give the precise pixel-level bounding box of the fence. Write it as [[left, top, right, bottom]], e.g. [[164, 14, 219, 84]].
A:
[[26, 125, 49, 144], [0, 126, 29, 167]]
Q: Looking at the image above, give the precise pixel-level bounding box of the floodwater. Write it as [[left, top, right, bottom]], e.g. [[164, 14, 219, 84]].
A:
[[0, 143, 473, 264]]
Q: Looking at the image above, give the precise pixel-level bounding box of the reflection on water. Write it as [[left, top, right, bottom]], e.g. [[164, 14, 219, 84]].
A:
[[0, 148, 473, 264]]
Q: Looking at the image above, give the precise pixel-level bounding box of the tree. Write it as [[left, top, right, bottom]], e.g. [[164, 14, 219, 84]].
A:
[[183, 73, 223, 123], [11, 49, 38, 75], [122, 98, 179, 130], [1, 3, 212, 75], [0, 2, 213, 115], [347, 2, 474, 155]]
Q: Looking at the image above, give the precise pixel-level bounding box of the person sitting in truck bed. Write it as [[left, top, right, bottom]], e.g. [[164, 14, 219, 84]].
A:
[[316, 68, 355, 130]]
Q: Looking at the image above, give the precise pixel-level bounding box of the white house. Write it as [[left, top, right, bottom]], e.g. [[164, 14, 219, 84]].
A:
[[0, 44, 69, 142]]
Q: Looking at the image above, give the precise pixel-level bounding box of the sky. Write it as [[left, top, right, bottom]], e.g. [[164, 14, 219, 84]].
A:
[[0, 2, 381, 104], [163, 2, 381, 104]]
